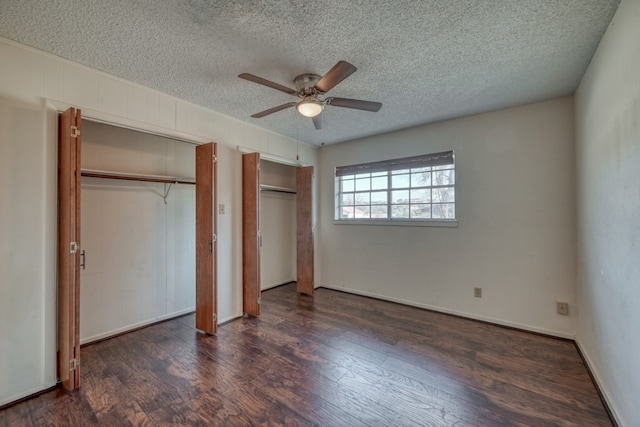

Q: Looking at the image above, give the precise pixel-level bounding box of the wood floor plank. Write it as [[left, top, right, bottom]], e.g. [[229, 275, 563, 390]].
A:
[[0, 283, 612, 426]]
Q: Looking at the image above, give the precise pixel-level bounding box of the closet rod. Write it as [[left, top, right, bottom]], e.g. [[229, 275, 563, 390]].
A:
[[260, 184, 296, 194], [81, 168, 195, 185]]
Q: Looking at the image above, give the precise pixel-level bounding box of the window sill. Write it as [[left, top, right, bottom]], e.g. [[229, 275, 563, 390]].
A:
[[333, 219, 458, 228]]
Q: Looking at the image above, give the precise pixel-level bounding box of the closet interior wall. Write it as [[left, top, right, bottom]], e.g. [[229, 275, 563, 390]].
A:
[[259, 160, 296, 290], [80, 121, 196, 344]]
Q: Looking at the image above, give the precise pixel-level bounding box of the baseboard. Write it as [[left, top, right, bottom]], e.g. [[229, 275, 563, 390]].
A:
[[80, 307, 196, 345], [318, 283, 574, 340], [0, 381, 58, 408], [574, 338, 623, 427], [261, 279, 296, 291], [218, 313, 243, 325]]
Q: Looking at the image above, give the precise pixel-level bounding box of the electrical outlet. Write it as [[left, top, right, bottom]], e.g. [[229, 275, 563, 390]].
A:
[[557, 302, 569, 315], [474, 287, 482, 298], [219, 204, 225, 215]]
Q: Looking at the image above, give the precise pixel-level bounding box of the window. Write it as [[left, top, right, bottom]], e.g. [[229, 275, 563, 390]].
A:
[[335, 151, 455, 222]]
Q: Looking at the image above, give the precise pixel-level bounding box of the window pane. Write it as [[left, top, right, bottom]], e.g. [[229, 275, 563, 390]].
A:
[[371, 171, 387, 177], [354, 173, 370, 180], [433, 165, 453, 171], [391, 190, 409, 204], [371, 205, 388, 218], [410, 204, 431, 219], [433, 187, 455, 203], [432, 203, 455, 219], [370, 191, 388, 205], [391, 205, 410, 218], [433, 169, 455, 185], [354, 192, 370, 205], [371, 176, 388, 190], [355, 178, 371, 191], [411, 166, 431, 172], [411, 172, 431, 187], [340, 206, 354, 219], [341, 179, 354, 192], [391, 174, 410, 188], [410, 189, 430, 203], [355, 206, 371, 219], [341, 192, 354, 206]]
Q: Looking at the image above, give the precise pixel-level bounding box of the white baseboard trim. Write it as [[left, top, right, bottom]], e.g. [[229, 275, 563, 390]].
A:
[[261, 278, 296, 291], [80, 307, 196, 345], [574, 337, 623, 426], [318, 283, 575, 340], [0, 381, 58, 408], [218, 313, 243, 325]]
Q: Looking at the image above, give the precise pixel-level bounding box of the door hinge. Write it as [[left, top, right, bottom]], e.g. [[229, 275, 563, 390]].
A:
[[70, 242, 79, 254], [257, 162, 260, 170], [69, 358, 80, 370], [212, 154, 217, 163], [212, 313, 217, 322], [257, 297, 262, 305], [70, 126, 80, 138]]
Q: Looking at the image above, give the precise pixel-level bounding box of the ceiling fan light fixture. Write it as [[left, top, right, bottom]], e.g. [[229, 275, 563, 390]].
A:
[[297, 100, 323, 118]]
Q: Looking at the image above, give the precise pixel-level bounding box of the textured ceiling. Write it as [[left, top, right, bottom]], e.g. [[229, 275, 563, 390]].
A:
[[0, 0, 620, 145]]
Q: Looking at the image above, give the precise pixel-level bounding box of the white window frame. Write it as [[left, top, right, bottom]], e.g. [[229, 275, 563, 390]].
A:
[[334, 151, 457, 227]]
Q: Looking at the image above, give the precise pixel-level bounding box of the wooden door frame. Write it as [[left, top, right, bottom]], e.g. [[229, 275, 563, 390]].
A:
[[57, 107, 81, 390]]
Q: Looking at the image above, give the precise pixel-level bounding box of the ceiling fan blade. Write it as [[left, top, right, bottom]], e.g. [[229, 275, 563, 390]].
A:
[[326, 97, 382, 112], [312, 114, 323, 130], [251, 102, 297, 118], [315, 61, 357, 93], [239, 73, 297, 95]]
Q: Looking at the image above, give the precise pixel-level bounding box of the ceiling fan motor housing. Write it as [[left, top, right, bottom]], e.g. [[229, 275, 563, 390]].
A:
[[294, 73, 322, 96]]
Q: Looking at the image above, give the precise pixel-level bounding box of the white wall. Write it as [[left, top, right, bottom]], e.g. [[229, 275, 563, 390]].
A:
[[574, 0, 640, 424], [80, 121, 196, 343], [0, 37, 317, 405], [0, 97, 57, 406], [260, 160, 297, 289], [318, 97, 576, 337]]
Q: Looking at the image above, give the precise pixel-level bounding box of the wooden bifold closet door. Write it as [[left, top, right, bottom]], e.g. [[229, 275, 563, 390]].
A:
[[58, 107, 82, 390], [242, 152, 261, 316], [296, 166, 314, 295], [195, 142, 218, 334]]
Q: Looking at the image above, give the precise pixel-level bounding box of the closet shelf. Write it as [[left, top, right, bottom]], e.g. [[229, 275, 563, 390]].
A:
[[81, 169, 195, 185], [260, 184, 296, 194]]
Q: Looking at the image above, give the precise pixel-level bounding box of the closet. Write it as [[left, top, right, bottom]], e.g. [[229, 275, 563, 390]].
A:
[[80, 120, 196, 343], [242, 152, 314, 316], [57, 108, 218, 390], [260, 160, 297, 290]]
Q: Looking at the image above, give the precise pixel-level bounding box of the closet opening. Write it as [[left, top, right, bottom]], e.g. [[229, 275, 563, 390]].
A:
[[57, 107, 218, 390], [79, 119, 198, 344], [242, 152, 314, 316]]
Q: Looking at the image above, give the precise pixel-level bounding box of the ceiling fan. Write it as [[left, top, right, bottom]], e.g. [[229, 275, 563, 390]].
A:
[[238, 60, 382, 129]]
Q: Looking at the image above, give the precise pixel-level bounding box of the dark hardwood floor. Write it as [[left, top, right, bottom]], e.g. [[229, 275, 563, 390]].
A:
[[1, 283, 611, 426]]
